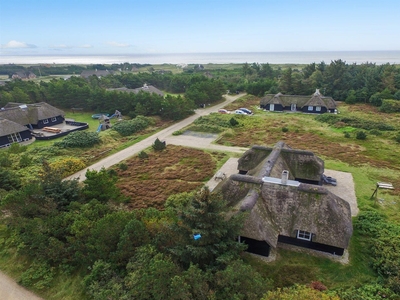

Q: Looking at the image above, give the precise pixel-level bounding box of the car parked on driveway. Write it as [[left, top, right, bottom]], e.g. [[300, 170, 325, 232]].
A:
[[218, 109, 229, 114], [235, 109, 247, 115], [238, 108, 252, 114]]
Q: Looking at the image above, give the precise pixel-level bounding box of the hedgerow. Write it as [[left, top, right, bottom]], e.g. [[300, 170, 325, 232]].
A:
[[54, 131, 100, 148], [112, 116, 151, 136]]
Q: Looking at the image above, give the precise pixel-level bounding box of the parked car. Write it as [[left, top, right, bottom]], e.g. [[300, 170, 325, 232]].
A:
[[322, 174, 337, 186], [239, 108, 252, 114], [235, 109, 247, 115], [218, 109, 229, 114]]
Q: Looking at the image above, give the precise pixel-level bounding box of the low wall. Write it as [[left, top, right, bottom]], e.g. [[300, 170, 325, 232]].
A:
[[34, 122, 89, 140]]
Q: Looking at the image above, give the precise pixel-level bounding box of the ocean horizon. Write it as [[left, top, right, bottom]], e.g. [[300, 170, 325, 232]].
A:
[[1, 51, 400, 65]]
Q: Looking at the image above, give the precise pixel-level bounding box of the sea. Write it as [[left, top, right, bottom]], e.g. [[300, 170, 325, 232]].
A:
[[1, 51, 400, 65]]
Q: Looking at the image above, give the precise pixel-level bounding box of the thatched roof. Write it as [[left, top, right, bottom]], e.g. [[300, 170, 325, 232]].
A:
[[219, 141, 352, 250], [238, 142, 324, 182], [0, 102, 65, 126], [108, 84, 164, 96], [260, 89, 336, 110], [0, 118, 29, 136]]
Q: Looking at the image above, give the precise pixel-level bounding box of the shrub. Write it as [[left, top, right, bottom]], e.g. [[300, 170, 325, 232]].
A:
[[118, 163, 128, 171], [49, 157, 86, 177], [282, 127, 289, 132], [54, 131, 100, 148], [8, 142, 27, 154], [344, 132, 351, 138], [138, 151, 149, 159], [379, 99, 400, 113], [112, 116, 151, 136], [19, 154, 32, 168], [172, 130, 184, 136], [152, 138, 166, 151], [356, 131, 367, 140], [395, 133, 400, 143], [229, 117, 239, 127]]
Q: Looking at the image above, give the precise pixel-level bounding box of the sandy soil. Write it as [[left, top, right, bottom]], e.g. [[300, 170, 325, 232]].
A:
[[0, 272, 43, 300]]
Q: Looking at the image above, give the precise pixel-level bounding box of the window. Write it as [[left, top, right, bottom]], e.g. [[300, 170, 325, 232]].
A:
[[51, 117, 57, 122], [316, 106, 321, 112], [7, 133, 22, 143], [308, 106, 313, 111], [297, 230, 312, 241], [43, 119, 49, 124]]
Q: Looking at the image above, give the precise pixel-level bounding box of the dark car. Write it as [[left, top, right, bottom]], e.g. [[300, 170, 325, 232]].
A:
[[239, 108, 252, 114], [322, 174, 337, 186]]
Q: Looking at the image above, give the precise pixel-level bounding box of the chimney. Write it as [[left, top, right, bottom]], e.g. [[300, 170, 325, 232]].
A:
[[281, 170, 289, 185]]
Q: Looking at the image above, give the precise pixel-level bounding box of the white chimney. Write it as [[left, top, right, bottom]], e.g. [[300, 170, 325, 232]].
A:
[[281, 170, 289, 185]]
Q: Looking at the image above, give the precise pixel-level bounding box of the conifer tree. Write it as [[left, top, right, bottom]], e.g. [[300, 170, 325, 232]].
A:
[[169, 187, 246, 270]]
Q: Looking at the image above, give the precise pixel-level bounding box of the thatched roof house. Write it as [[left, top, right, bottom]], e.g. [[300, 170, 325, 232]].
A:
[[217, 141, 352, 257], [1, 102, 65, 129], [108, 84, 164, 97], [260, 89, 336, 114], [81, 69, 114, 79], [0, 118, 33, 148]]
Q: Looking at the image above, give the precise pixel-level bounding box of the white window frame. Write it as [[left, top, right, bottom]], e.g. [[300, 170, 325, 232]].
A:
[[7, 132, 22, 143], [308, 106, 313, 111], [43, 119, 49, 124], [297, 230, 312, 241], [316, 106, 321, 112], [51, 117, 57, 122]]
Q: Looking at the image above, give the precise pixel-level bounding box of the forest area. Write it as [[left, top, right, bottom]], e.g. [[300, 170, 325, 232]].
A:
[[0, 60, 400, 299]]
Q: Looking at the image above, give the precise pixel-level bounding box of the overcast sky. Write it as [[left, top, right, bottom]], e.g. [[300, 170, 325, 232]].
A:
[[1, 0, 399, 55]]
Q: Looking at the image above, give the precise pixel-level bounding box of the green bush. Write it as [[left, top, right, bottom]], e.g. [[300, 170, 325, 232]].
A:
[[172, 130, 184, 136], [8, 142, 27, 154], [229, 117, 239, 127], [112, 116, 151, 136], [356, 131, 367, 140], [395, 133, 400, 143], [282, 127, 289, 132], [54, 131, 100, 148], [138, 151, 149, 159], [344, 132, 351, 138], [152, 138, 166, 151], [316, 114, 395, 131], [118, 163, 128, 171], [379, 99, 400, 113]]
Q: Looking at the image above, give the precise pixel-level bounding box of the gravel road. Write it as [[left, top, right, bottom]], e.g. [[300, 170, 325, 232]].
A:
[[2, 92, 358, 297]]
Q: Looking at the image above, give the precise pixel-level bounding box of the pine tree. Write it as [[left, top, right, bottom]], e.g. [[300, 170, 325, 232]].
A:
[[169, 188, 246, 270]]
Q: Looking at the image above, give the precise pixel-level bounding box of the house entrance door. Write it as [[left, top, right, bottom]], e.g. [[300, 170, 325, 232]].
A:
[[291, 103, 296, 111], [269, 104, 274, 111]]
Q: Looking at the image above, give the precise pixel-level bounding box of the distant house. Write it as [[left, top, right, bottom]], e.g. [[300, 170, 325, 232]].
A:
[[0, 118, 33, 148], [108, 84, 164, 97], [217, 141, 352, 258], [80, 69, 114, 79], [11, 71, 37, 80], [0, 102, 65, 130], [260, 89, 336, 114]]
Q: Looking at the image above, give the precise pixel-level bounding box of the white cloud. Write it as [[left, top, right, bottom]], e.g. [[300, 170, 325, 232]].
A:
[[1, 40, 37, 49], [106, 41, 131, 47]]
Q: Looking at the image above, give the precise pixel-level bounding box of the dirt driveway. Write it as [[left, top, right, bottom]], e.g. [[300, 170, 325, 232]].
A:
[[0, 271, 43, 300]]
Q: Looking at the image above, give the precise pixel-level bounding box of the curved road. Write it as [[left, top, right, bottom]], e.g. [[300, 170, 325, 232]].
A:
[[66, 93, 246, 182], [0, 93, 246, 300]]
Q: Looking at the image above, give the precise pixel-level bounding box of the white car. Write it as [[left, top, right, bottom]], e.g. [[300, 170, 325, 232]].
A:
[[235, 110, 246, 115]]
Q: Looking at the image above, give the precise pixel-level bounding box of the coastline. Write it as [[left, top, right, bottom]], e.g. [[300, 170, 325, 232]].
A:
[[1, 51, 400, 65]]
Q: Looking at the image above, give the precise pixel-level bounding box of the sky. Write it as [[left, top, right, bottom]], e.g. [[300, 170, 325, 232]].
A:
[[1, 0, 400, 56]]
